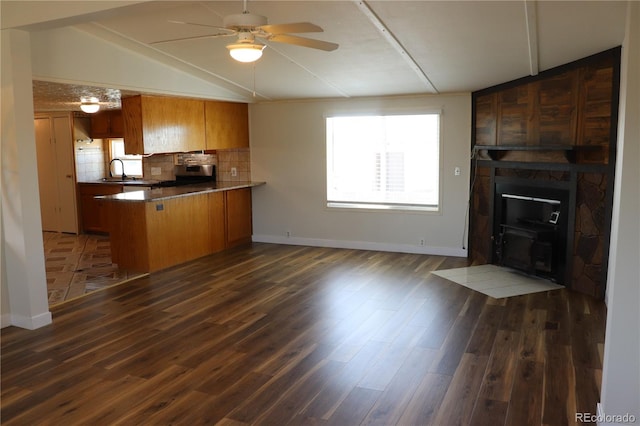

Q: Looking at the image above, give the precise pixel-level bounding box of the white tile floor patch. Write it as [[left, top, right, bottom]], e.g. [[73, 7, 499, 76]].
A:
[[432, 264, 563, 298]]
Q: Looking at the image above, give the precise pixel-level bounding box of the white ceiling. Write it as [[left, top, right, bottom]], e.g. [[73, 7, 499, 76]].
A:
[[2, 0, 628, 110]]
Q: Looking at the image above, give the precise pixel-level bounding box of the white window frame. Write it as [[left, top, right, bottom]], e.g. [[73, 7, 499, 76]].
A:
[[109, 139, 143, 178], [325, 110, 443, 213]]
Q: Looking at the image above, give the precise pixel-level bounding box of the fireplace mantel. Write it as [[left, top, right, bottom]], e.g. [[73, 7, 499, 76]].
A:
[[473, 144, 603, 163]]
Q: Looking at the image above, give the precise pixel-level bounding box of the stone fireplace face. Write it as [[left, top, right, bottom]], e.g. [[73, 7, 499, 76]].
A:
[[493, 180, 570, 284]]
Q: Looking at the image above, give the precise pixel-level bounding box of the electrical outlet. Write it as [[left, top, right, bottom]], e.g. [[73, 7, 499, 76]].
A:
[[420, 239, 425, 246], [231, 167, 237, 177], [151, 167, 162, 176], [286, 231, 291, 238]]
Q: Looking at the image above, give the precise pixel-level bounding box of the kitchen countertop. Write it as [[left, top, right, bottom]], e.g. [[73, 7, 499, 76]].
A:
[[78, 179, 162, 186], [97, 181, 265, 202]]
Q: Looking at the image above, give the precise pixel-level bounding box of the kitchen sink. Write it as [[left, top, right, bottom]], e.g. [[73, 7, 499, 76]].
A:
[[101, 177, 138, 182]]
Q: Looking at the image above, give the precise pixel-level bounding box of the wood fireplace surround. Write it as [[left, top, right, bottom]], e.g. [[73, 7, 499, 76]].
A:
[[469, 47, 621, 299]]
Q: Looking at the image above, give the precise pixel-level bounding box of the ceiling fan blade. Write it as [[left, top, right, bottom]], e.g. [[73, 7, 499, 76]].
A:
[[268, 34, 338, 51], [150, 32, 235, 45], [168, 20, 233, 33], [259, 22, 323, 35]]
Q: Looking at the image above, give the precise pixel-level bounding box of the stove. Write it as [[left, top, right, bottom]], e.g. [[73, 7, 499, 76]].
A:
[[155, 164, 216, 187]]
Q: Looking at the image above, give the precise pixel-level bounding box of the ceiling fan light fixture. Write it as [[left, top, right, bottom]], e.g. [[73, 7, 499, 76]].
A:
[[227, 42, 265, 63], [80, 97, 100, 113]]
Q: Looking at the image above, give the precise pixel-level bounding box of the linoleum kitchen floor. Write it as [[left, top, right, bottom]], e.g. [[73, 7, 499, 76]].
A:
[[42, 232, 145, 306]]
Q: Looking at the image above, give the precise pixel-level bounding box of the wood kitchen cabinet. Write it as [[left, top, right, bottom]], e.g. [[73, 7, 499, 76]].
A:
[[225, 188, 253, 248], [90, 110, 124, 139], [209, 192, 227, 253], [78, 183, 123, 233], [122, 95, 206, 154], [205, 101, 249, 150], [107, 186, 255, 273]]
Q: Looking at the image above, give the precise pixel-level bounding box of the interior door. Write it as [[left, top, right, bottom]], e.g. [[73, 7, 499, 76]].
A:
[[34, 114, 79, 234], [34, 117, 57, 232], [52, 115, 78, 233]]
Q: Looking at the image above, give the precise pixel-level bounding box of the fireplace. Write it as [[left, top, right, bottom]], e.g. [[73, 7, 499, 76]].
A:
[[493, 179, 571, 284]]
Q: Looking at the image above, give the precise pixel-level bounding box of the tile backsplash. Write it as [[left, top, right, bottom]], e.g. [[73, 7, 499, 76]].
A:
[[75, 139, 105, 182], [76, 142, 251, 183], [142, 154, 175, 181], [217, 148, 251, 182]]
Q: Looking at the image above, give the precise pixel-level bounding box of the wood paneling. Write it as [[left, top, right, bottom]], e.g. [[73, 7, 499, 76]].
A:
[[0, 244, 607, 425], [475, 93, 497, 146]]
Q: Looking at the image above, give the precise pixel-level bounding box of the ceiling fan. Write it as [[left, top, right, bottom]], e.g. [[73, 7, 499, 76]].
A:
[[150, 0, 339, 63]]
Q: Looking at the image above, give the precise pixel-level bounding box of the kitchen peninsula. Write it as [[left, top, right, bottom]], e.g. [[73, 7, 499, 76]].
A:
[[101, 181, 264, 273]]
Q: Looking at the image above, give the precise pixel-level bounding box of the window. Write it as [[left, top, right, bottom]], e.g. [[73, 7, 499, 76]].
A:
[[109, 139, 142, 177], [326, 113, 441, 211]]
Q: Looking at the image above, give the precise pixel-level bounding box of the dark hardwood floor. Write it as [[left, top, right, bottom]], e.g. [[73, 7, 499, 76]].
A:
[[1, 243, 606, 425]]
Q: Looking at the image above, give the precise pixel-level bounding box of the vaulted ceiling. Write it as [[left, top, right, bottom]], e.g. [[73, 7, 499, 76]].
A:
[[1, 1, 629, 111]]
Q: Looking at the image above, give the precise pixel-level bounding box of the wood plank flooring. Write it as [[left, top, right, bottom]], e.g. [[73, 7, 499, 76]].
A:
[[1, 243, 607, 425]]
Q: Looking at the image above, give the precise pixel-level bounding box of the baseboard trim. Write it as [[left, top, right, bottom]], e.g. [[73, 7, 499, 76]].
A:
[[8, 311, 53, 330], [1, 313, 12, 329], [252, 234, 467, 257]]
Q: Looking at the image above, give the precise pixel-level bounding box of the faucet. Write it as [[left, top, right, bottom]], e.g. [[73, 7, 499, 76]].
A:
[[109, 158, 127, 180]]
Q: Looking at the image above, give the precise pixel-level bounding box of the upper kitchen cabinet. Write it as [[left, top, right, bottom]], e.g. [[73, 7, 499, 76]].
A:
[[122, 95, 206, 154], [205, 101, 249, 150], [90, 110, 124, 139]]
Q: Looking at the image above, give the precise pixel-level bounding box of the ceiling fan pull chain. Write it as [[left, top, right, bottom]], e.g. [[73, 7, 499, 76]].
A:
[[253, 62, 257, 98]]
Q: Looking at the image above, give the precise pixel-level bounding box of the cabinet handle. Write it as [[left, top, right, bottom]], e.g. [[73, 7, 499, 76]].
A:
[[65, 174, 72, 178]]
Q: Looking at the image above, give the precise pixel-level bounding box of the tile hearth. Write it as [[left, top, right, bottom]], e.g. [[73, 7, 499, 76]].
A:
[[43, 232, 145, 306]]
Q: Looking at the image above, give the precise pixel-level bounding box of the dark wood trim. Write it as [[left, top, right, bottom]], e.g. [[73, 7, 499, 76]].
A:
[[566, 171, 578, 287], [475, 160, 608, 174]]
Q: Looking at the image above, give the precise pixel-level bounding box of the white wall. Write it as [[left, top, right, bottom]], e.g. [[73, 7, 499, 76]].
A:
[[1, 29, 52, 329], [250, 94, 471, 256], [599, 1, 640, 422]]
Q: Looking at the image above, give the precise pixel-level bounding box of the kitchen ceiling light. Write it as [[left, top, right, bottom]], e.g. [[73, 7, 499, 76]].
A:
[[227, 42, 265, 63], [80, 97, 100, 114]]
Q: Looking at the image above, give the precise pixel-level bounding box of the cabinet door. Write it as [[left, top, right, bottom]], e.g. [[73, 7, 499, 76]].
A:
[[90, 112, 111, 138], [123, 95, 206, 154], [205, 101, 249, 150], [79, 184, 123, 233], [225, 188, 252, 248], [209, 192, 226, 253], [109, 110, 124, 138]]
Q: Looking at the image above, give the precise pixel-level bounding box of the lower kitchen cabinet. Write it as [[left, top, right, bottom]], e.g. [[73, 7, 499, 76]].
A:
[[107, 187, 254, 273], [225, 188, 253, 248], [78, 183, 124, 233]]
